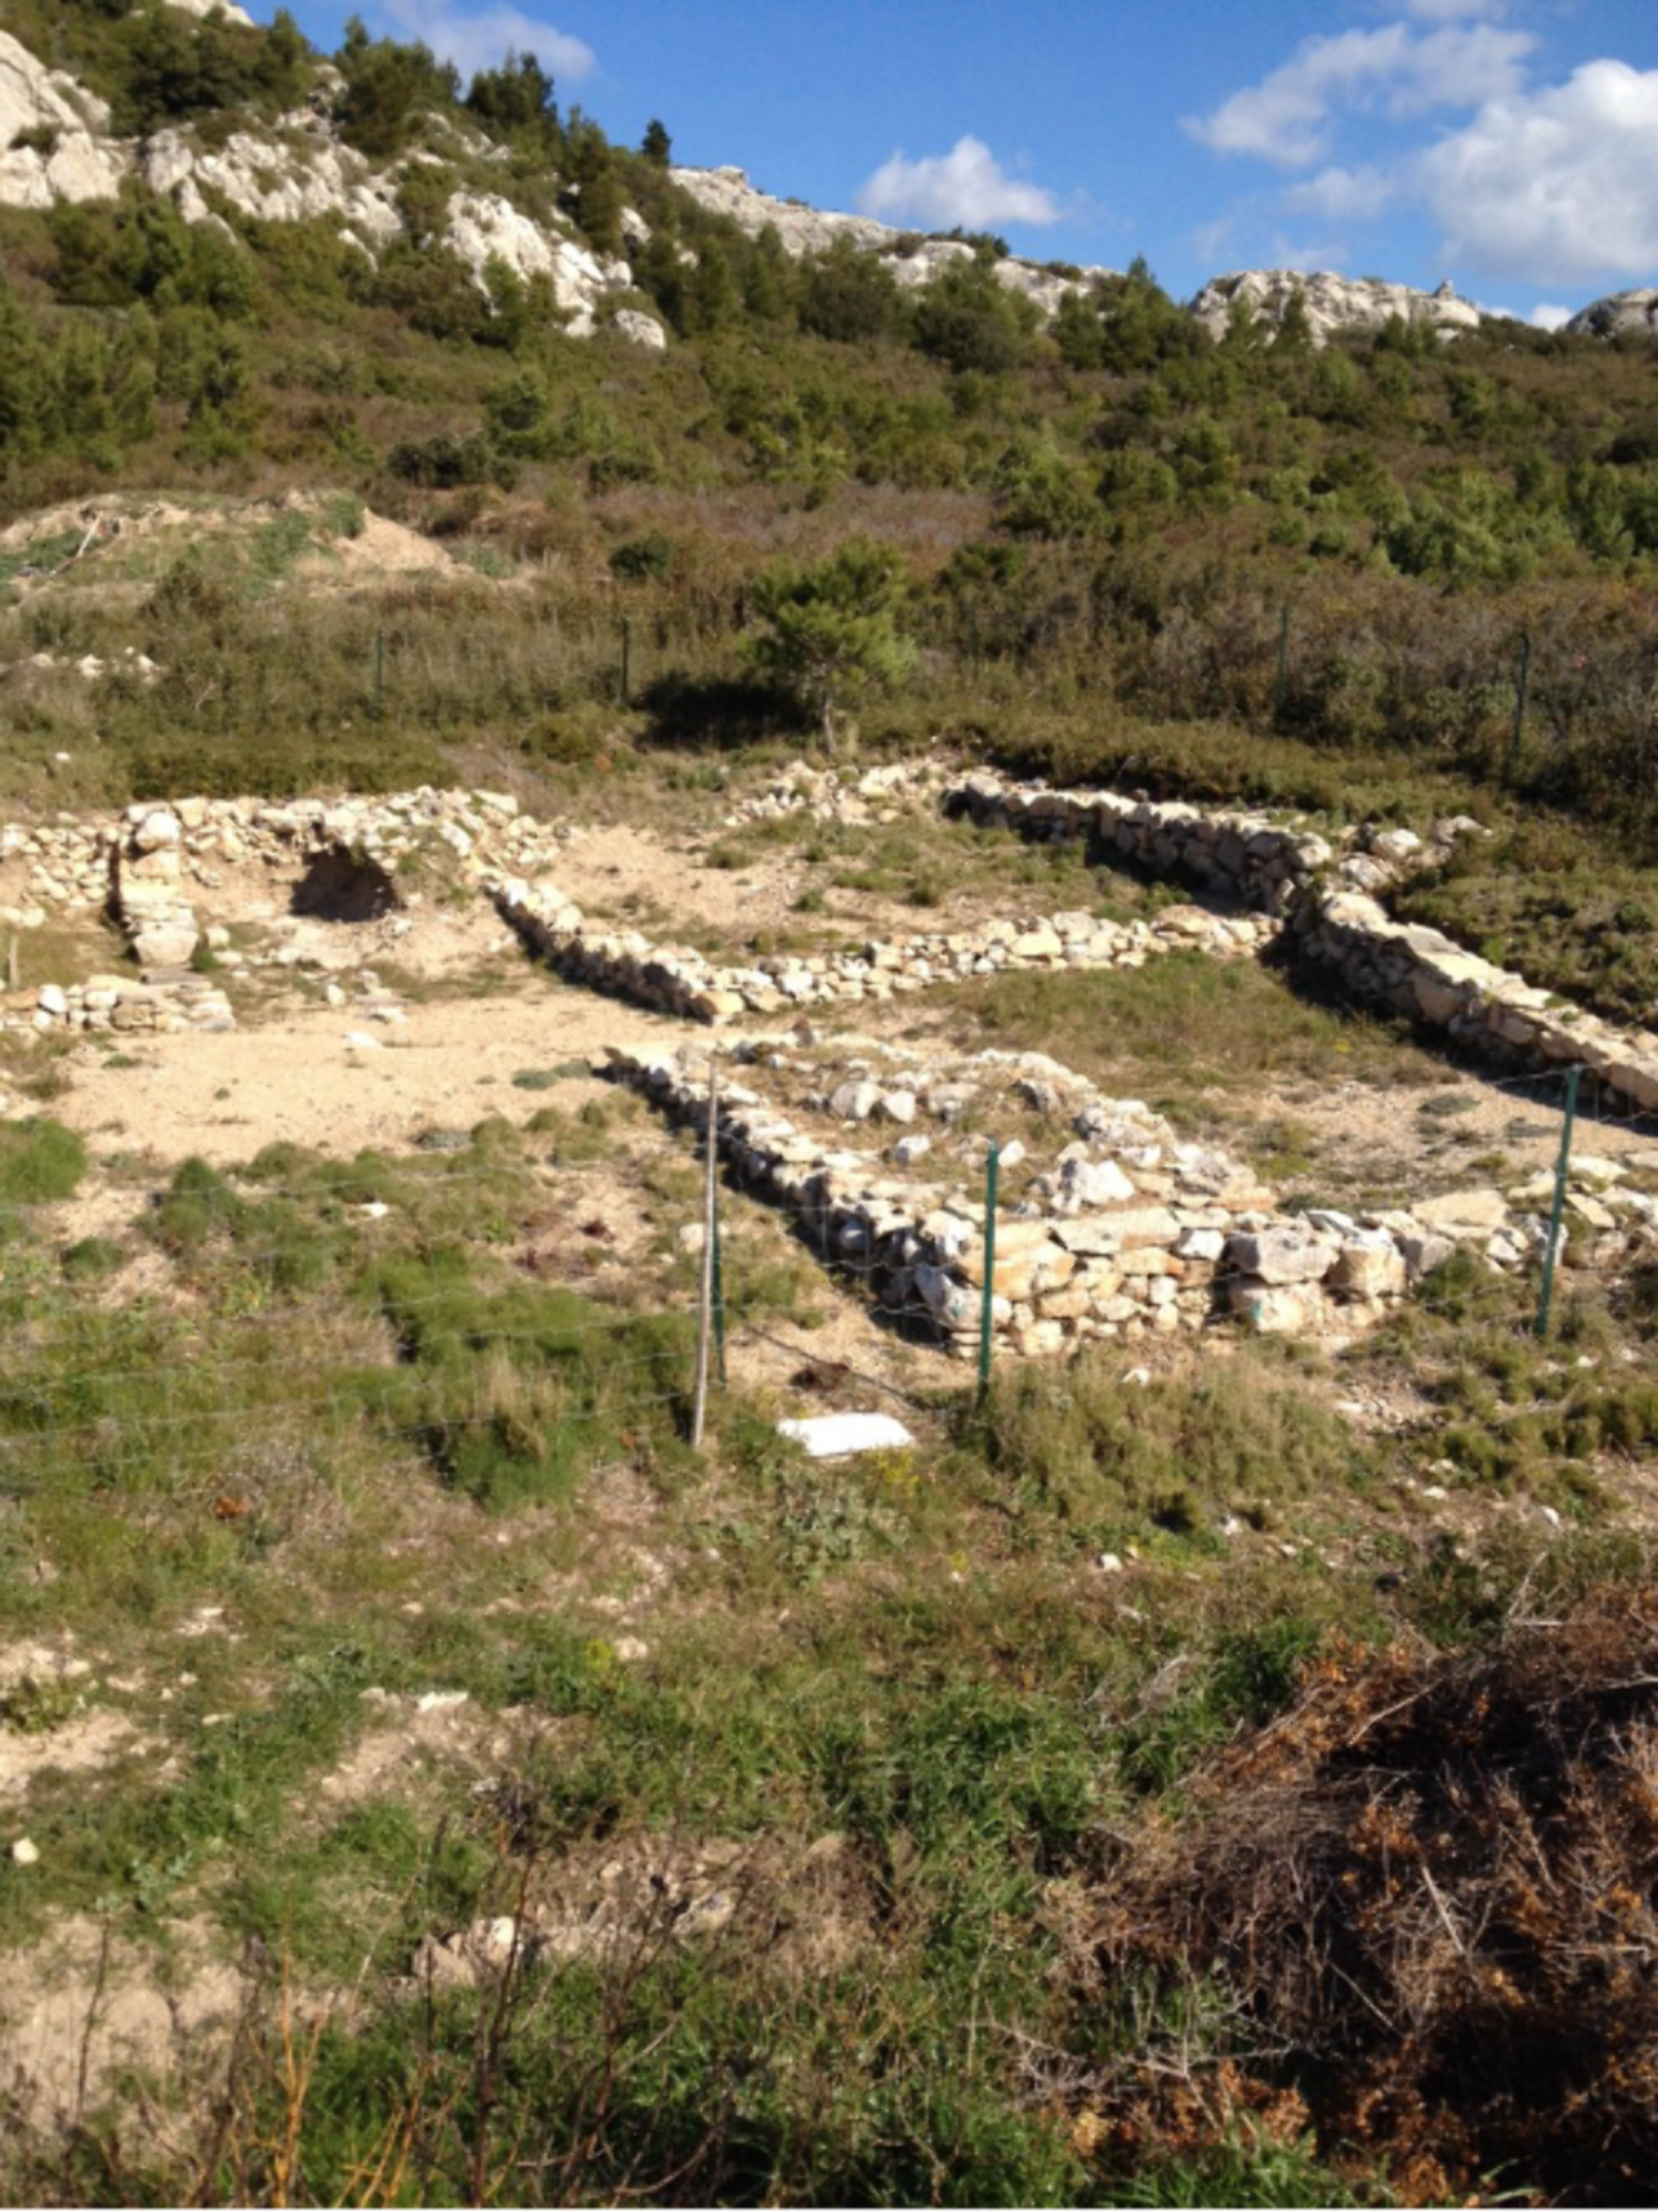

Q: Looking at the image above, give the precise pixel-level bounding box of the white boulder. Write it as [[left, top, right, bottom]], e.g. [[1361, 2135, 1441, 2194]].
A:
[[1566, 289, 1658, 343], [613, 306, 668, 350]]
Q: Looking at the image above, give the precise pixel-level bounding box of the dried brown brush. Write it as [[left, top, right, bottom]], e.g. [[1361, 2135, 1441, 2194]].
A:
[[1084, 1598, 1658, 2205]]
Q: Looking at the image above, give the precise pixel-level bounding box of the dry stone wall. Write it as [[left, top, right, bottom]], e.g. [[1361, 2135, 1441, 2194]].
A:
[[493, 876, 1276, 1024], [1291, 891, 1658, 1115], [0, 787, 571, 928], [945, 768, 1336, 911], [718, 758, 952, 832], [601, 1040, 1617, 1354], [943, 768, 1658, 1118], [0, 787, 575, 1037]]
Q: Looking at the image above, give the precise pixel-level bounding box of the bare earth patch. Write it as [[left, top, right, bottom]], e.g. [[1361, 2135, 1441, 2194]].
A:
[[0, 1914, 245, 2130]]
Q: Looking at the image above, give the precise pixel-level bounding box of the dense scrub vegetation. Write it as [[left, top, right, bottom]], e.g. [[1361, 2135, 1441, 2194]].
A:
[[4, 8, 1658, 822]]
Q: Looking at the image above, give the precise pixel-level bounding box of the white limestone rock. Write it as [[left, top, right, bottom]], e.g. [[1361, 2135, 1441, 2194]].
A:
[[444, 190, 629, 327], [141, 126, 403, 243], [1190, 270, 1482, 350], [1228, 1225, 1337, 1285], [166, 0, 255, 23], [1230, 1279, 1328, 1337], [612, 306, 668, 350], [1566, 290, 1658, 343], [0, 30, 110, 146], [670, 163, 1118, 324], [1411, 1188, 1509, 1234], [1053, 1155, 1137, 1211]]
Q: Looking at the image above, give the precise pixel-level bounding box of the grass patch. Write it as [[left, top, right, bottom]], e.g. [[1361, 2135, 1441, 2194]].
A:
[[953, 953, 1441, 1102], [510, 1060, 590, 1091], [968, 1349, 1373, 1540], [0, 1118, 87, 1211], [1393, 820, 1658, 1026]]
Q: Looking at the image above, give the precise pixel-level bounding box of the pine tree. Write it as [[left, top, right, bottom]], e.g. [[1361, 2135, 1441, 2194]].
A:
[[748, 540, 913, 752]]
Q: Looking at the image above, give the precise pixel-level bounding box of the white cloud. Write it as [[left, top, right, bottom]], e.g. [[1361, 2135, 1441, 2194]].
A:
[[1529, 303, 1573, 329], [1187, 21, 1534, 167], [856, 136, 1062, 229], [1401, 0, 1508, 19], [374, 1, 595, 85], [1420, 60, 1658, 282], [1288, 162, 1398, 220]]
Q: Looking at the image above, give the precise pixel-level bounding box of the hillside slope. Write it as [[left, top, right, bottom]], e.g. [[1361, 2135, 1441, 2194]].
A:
[[3, 0, 1658, 878]]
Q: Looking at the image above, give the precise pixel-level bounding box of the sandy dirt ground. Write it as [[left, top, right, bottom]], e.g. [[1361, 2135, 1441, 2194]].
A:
[[51, 978, 684, 1167], [549, 820, 1062, 949]]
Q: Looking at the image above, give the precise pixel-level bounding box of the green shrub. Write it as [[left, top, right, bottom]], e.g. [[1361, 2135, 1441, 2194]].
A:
[[0, 1118, 88, 1208]]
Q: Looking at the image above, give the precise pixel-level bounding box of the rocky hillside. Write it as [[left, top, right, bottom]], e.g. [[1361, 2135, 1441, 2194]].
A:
[[0, 6, 1570, 360], [0, 15, 661, 343], [671, 162, 1115, 324], [1191, 268, 1482, 348]]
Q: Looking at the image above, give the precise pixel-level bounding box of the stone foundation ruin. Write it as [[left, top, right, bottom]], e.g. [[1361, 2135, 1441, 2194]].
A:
[[602, 1038, 1645, 1355]]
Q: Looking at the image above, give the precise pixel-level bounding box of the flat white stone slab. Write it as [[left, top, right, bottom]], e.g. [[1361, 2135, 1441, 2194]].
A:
[[777, 1412, 915, 1460]]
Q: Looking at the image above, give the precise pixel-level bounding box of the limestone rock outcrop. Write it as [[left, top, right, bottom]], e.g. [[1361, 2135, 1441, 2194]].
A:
[[166, 0, 255, 22], [670, 163, 1118, 323], [1565, 289, 1658, 343], [442, 190, 654, 337], [1190, 270, 1482, 348], [0, 29, 125, 209], [0, 24, 660, 345]]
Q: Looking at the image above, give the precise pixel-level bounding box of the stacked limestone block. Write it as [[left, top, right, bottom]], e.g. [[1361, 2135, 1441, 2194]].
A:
[[0, 788, 578, 1037], [0, 788, 577, 928], [196, 788, 576, 887], [946, 768, 1658, 1120], [600, 1042, 1549, 1355], [944, 769, 1338, 911], [1292, 891, 1658, 1117], [493, 879, 1276, 1025], [115, 807, 202, 970], [25, 970, 233, 1037], [719, 758, 952, 832]]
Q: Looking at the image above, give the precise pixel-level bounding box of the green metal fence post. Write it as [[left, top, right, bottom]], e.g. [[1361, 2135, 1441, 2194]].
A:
[[1535, 1062, 1582, 1340], [977, 1141, 1000, 1399], [711, 1186, 727, 1389], [1506, 630, 1532, 783]]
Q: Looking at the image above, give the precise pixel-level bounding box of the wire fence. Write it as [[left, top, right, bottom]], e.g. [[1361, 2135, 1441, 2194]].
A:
[[1, 1030, 1653, 1535]]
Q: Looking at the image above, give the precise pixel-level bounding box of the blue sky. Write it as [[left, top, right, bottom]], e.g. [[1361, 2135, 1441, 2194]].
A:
[[272, 0, 1658, 322]]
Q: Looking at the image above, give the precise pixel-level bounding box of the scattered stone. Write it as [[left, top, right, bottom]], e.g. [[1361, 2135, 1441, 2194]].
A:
[[1412, 1188, 1511, 1233], [828, 1080, 881, 1122]]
